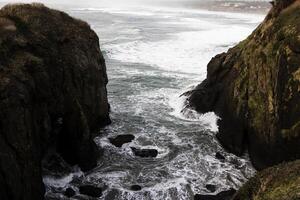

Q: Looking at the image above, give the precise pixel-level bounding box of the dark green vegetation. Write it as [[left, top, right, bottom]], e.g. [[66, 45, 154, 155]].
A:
[[0, 3, 110, 200], [233, 160, 300, 200], [187, 0, 300, 199]]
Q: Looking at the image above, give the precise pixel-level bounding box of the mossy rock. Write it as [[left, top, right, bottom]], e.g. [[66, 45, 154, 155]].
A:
[[187, 0, 300, 169], [233, 160, 300, 200]]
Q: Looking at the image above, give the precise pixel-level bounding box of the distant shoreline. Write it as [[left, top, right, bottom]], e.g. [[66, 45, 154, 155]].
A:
[[0, 1, 271, 15], [178, 1, 271, 14]]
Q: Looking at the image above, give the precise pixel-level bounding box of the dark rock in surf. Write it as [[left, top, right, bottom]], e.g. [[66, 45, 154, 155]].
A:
[[79, 185, 103, 198], [45, 193, 70, 200], [130, 185, 142, 191], [0, 3, 110, 200], [186, 0, 300, 170], [109, 134, 135, 147], [215, 152, 226, 161], [131, 147, 158, 158], [64, 188, 76, 198], [194, 188, 236, 200], [206, 184, 217, 193]]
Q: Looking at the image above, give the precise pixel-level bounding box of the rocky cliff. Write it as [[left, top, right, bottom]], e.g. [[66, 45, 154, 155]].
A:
[[186, 0, 300, 169], [0, 3, 110, 200]]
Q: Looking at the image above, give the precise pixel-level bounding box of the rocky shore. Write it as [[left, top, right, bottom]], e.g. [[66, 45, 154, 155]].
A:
[[1, 1, 300, 200], [186, 0, 300, 199], [0, 3, 110, 200]]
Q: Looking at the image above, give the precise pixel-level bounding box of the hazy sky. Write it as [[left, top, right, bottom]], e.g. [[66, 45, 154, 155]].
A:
[[0, 0, 269, 5], [0, 0, 269, 9], [0, 0, 191, 7], [0, 0, 222, 8]]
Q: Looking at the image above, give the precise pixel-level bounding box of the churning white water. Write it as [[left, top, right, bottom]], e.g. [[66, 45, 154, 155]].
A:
[[43, 3, 267, 200]]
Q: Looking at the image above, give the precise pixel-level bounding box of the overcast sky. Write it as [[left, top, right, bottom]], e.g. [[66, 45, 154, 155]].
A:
[[0, 0, 215, 8], [0, 0, 171, 7], [0, 0, 269, 9], [0, 0, 269, 4]]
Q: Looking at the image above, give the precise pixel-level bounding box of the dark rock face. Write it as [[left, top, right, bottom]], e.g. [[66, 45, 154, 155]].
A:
[[79, 185, 103, 198], [186, 0, 300, 169], [131, 147, 158, 158], [195, 188, 236, 200], [109, 134, 135, 147], [0, 3, 110, 200], [42, 153, 73, 177], [233, 160, 300, 200], [64, 188, 76, 198]]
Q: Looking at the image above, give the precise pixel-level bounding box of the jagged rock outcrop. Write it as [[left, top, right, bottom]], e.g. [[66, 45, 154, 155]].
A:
[[0, 3, 110, 200], [233, 160, 300, 200], [186, 0, 300, 169]]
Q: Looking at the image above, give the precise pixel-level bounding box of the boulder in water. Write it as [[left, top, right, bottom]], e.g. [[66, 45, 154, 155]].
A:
[[131, 147, 158, 158], [215, 152, 226, 161], [195, 188, 236, 200], [205, 184, 217, 193], [130, 185, 142, 191], [79, 185, 103, 198], [109, 135, 135, 147], [64, 187, 76, 198]]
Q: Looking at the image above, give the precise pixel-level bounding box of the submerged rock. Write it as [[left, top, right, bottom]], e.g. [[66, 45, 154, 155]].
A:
[[0, 3, 110, 200], [130, 185, 142, 191], [186, 0, 300, 169], [109, 134, 135, 147], [131, 147, 158, 158], [215, 152, 226, 161], [79, 185, 103, 198], [195, 188, 236, 200], [206, 184, 217, 193], [233, 160, 300, 200]]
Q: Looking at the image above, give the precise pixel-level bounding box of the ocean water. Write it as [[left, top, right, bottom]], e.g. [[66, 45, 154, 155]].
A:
[[43, 3, 267, 200]]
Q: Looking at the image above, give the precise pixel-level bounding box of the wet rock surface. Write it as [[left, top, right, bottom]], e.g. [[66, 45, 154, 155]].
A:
[[0, 3, 110, 200], [195, 188, 236, 200], [131, 147, 158, 158], [64, 187, 76, 198], [206, 184, 217, 193], [109, 134, 135, 147], [186, 0, 300, 170], [215, 152, 226, 161], [130, 185, 142, 191], [79, 185, 103, 198]]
